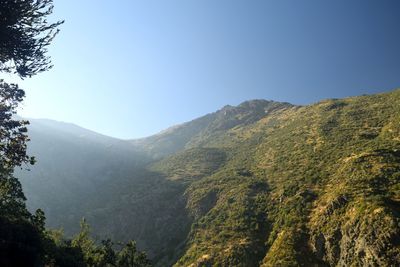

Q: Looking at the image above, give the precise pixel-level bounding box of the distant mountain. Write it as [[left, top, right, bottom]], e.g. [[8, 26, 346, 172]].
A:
[[19, 90, 400, 266], [17, 118, 147, 230]]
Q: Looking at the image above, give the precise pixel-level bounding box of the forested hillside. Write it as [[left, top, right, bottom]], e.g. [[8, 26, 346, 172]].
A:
[[20, 89, 400, 266]]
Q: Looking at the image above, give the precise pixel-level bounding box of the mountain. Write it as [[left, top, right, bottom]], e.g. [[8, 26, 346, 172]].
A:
[[131, 100, 290, 158], [18, 90, 400, 266], [17, 118, 147, 230]]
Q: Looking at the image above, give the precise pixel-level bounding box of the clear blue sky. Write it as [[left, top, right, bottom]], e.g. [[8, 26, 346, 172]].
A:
[[8, 0, 400, 139]]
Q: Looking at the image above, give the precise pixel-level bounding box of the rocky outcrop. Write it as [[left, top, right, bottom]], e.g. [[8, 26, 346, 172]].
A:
[[311, 203, 400, 266]]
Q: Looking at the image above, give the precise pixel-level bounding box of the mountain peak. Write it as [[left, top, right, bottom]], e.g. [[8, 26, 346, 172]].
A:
[[132, 98, 293, 158]]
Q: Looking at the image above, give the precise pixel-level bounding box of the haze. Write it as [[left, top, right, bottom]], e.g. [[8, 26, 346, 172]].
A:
[[11, 0, 400, 139]]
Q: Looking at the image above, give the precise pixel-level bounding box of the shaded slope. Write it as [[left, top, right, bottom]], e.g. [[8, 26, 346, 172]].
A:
[[16, 119, 194, 266], [17, 119, 148, 232]]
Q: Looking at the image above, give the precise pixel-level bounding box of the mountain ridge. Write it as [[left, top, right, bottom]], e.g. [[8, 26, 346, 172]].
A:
[[18, 89, 400, 266]]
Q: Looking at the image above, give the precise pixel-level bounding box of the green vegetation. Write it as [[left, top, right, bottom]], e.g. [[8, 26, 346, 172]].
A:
[[19, 90, 400, 266], [150, 147, 226, 182], [3, 5, 398, 265], [174, 90, 400, 266]]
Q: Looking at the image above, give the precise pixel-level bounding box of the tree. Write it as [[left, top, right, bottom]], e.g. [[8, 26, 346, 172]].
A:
[[72, 219, 151, 267], [0, 170, 28, 218], [0, 0, 63, 170], [0, 0, 64, 78], [0, 1, 62, 266], [0, 0, 63, 195], [72, 218, 99, 266], [117, 241, 151, 267], [0, 80, 43, 265], [0, 80, 33, 172]]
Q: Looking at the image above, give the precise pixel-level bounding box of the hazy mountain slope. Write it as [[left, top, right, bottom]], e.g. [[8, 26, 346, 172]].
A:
[[17, 119, 194, 265], [18, 90, 400, 266], [17, 119, 148, 232]]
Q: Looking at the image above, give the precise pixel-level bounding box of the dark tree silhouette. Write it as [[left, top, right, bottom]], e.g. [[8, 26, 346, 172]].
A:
[[0, 0, 64, 78], [0, 0, 63, 172], [0, 1, 62, 266], [0, 81, 34, 172]]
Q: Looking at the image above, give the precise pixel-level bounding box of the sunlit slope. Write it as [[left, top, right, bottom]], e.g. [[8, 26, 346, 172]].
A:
[[18, 90, 400, 266], [132, 100, 292, 158], [174, 89, 400, 266]]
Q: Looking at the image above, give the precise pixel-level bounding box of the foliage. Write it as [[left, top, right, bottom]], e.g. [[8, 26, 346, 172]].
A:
[[0, 0, 64, 78], [68, 219, 151, 267], [151, 147, 226, 181], [0, 1, 62, 266], [117, 241, 151, 267], [0, 80, 35, 172]]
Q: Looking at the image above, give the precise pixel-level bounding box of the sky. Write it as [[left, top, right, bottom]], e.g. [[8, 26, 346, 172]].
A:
[[5, 0, 400, 139]]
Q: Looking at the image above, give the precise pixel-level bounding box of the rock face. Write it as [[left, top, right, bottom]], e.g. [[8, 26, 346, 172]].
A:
[[308, 148, 400, 266], [312, 205, 400, 266], [20, 90, 400, 266]]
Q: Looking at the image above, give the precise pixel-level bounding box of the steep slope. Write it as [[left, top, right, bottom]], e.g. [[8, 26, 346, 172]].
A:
[[132, 100, 291, 158], [174, 89, 400, 266], [19, 90, 400, 266]]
